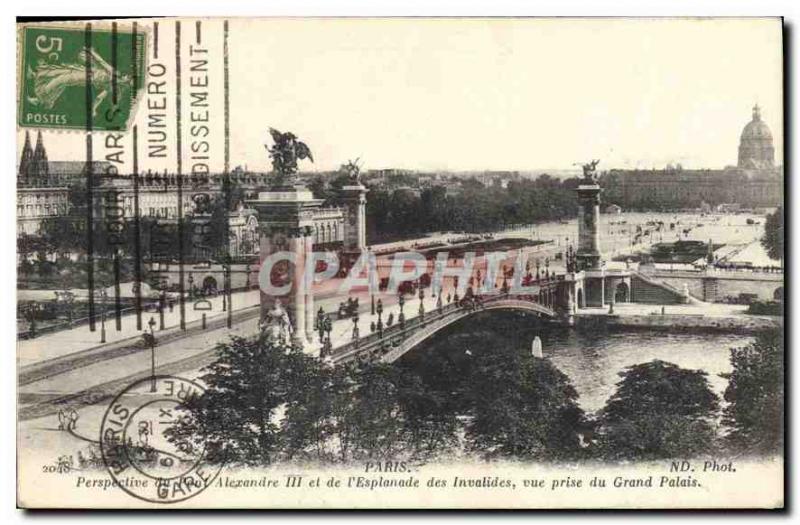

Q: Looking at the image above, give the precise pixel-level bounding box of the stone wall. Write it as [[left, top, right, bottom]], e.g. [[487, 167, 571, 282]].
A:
[[576, 312, 781, 334], [644, 269, 783, 302]]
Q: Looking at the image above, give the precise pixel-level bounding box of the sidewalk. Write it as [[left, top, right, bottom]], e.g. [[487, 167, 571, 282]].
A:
[[17, 289, 261, 367]]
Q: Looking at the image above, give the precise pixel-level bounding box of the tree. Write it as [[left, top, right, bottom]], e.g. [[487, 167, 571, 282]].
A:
[[721, 328, 784, 455], [761, 206, 783, 263], [342, 362, 407, 460], [464, 349, 586, 460], [165, 335, 300, 466], [599, 360, 719, 460], [280, 357, 350, 463], [393, 369, 460, 460]]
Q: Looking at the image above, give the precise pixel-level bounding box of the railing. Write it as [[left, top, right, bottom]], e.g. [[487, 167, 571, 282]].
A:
[[332, 301, 461, 361], [331, 291, 558, 363], [17, 285, 257, 340], [18, 304, 142, 340]]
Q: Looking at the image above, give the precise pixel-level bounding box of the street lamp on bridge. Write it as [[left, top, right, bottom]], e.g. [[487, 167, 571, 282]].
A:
[[316, 306, 326, 343], [322, 315, 333, 357], [351, 313, 360, 346], [376, 299, 384, 338], [398, 293, 405, 328]]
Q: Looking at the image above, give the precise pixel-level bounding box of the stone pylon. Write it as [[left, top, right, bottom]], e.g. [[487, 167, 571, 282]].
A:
[[576, 180, 603, 271], [248, 187, 322, 347], [340, 181, 368, 256]]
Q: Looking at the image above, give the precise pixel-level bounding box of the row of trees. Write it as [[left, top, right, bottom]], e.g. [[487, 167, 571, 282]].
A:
[[165, 336, 460, 465], [18, 190, 239, 289], [165, 327, 783, 465], [362, 176, 583, 243]]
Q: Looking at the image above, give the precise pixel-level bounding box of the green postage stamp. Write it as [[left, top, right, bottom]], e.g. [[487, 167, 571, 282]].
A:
[[18, 25, 145, 131]]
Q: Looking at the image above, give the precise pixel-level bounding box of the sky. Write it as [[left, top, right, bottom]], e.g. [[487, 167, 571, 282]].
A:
[[18, 17, 783, 173]]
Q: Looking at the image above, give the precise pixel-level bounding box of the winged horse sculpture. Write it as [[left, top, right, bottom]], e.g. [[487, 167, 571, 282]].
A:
[[26, 47, 130, 117]]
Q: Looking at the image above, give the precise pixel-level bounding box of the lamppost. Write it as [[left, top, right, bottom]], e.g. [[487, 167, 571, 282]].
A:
[[371, 294, 375, 316], [158, 289, 166, 330], [376, 299, 383, 338], [316, 306, 326, 343], [99, 288, 108, 344], [351, 313, 360, 346], [321, 315, 333, 358], [23, 302, 42, 338], [398, 293, 405, 327], [146, 316, 157, 392]]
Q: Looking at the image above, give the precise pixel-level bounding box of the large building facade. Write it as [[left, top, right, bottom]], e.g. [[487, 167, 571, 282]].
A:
[[16, 135, 348, 258], [602, 106, 782, 210]]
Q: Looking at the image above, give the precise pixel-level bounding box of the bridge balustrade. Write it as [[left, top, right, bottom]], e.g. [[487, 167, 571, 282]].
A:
[[331, 291, 558, 363]]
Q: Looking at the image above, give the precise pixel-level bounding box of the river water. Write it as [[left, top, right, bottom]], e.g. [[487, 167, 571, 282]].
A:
[[398, 311, 753, 414]]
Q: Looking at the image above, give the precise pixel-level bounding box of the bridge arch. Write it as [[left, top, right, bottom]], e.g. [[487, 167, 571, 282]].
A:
[[379, 299, 556, 363], [327, 298, 556, 365]]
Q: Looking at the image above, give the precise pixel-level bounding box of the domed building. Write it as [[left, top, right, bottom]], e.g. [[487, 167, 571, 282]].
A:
[[738, 104, 775, 169], [601, 104, 782, 210]]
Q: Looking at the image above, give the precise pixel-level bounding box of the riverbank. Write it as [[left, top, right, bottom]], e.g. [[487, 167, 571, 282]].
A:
[[575, 304, 781, 334]]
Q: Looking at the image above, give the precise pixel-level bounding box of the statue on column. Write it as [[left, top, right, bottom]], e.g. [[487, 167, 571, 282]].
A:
[[266, 128, 314, 188], [341, 158, 361, 183], [576, 159, 601, 183]]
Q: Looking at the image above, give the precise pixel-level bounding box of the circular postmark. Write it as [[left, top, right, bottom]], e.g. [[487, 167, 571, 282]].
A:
[[99, 375, 224, 504]]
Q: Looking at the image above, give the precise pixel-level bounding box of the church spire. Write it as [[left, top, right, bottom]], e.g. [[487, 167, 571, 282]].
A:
[[752, 103, 761, 121], [30, 130, 49, 180], [19, 131, 33, 178], [34, 131, 47, 160]]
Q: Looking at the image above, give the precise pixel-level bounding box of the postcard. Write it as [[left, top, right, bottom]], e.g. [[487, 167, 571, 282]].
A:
[[16, 17, 784, 509]]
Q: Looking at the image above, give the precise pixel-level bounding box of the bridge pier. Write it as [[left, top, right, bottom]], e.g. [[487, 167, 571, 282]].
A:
[[249, 187, 322, 348], [340, 180, 368, 269], [576, 178, 603, 271]]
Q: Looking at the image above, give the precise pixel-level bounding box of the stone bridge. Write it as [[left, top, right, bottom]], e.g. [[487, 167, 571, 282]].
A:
[[331, 290, 559, 365]]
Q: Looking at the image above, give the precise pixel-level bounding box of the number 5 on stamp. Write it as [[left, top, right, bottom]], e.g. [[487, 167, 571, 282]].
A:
[[18, 24, 146, 131]]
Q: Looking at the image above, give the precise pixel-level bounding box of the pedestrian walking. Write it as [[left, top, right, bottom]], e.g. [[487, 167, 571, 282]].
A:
[[68, 408, 79, 431]]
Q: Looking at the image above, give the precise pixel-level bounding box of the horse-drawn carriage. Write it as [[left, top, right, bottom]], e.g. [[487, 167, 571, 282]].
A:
[[337, 297, 360, 319]]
